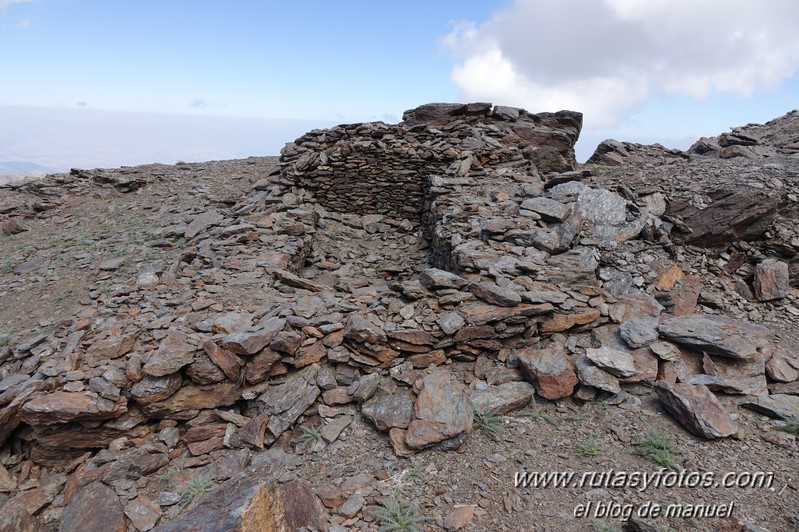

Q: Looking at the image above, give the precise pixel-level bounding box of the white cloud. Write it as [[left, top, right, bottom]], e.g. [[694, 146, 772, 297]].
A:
[[442, 0, 799, 128], [0, 0, 33, 13]]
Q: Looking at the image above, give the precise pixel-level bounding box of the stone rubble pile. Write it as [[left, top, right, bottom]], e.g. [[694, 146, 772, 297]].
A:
[[0, 103, 797, 531]]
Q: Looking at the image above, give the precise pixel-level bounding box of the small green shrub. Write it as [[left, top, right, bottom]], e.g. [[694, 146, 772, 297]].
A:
[[578, 433, 602, 457], [473, 409, 503, 440], [637, 428, 680, 469], [180, 475, 213, 506], [369, 498, 430, 532]]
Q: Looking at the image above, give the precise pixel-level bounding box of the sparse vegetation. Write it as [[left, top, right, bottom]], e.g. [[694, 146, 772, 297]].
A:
[[570, 411, 589, 425], [778, 416, 799, 436], [1, 260, 16, 274], [473, 409, 503, 440], [593, 520, 623, 532], [176, 160, 187, 166], [637, 428, 681, 469], [517, 398, 558, 426], [369, 498, 429, 532], [180, 475, 213, 506], [55, 291, 70, 302], [578, 433, 602, 457], [0, 331, 9, 347], [298, 425, 323, 446]]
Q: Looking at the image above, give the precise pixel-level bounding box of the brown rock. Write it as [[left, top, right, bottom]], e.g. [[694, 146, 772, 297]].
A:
[[124, 495, 162, 531], [243, 347, 281, 384], [753, 258, 789, 301], [130, 374, 183, 405], [470, 381, 535, 415], [20, 391, 127, 425], [60, 481, 126, 532], [444, 504, 476, 531], [0, 505, 40, 532], [766, 346, 799, 383], [144, 331, 196, 377], [654, 264, 684, 291], [222, 318, 285, 355], [153, 472, 327, 532], [389, 329, 437, 346], [388, 428, 415, 457], [461, 302, 553, 326], [361, 389, 415, 431], [293, 341, 327, 368], [201, 340, 242, 382], [468, 282, 522, 307], [517, 345, 578, 400], [408, 349, 446, 369], [654, 381, 738, 438], [259, 365, 320, 441], [405, 370, 473, 450], [670, 275, 701, 316], [83, 332, 137, 364], [540, 308, 601, 333], [238, 412, 270, 449], [142, 383, 243, 419]]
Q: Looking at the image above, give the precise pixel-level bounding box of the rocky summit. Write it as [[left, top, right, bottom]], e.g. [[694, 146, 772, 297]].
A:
[[0, 103, 798, 531]]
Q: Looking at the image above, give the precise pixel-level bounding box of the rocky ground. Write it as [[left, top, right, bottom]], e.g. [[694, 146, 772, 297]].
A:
[[0, 104, 798, 532]]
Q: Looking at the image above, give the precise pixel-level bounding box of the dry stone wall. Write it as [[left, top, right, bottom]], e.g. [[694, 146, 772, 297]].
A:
[[277, 103, 582, 222]]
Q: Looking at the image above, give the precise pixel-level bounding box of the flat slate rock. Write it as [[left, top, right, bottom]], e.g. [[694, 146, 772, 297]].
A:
[[657, 315, 772, 360], [654, 381, 738, 438], [470, 381, 535, 415], [740, 394, 799, 419]]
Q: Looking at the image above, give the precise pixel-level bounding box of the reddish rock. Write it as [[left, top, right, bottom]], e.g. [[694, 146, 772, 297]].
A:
[[20, 391, 127, 425], [654, 381, 738, 438], [444, 504, 476, 531], [60, 481, 126, 532], [201, 340, 242, 382], [405, 370, 473, 450], [462, 302, 552, 326], [141, 383, 243, 419], [293, 341, 327, 368], [153, 471, 327, 532], [130, 374, 183, 405], [83, 332, 137, 364], [0, 505, 40, 532], [516, 345, 578, 400], [670, 275, 701, 316], [243, 347, 281, 384], [388, 428, 415, 457], [408, 349, 446, 369], [540, 308, 601, 333], [766, 346, 799, 383], [144, 331, 196, 377], [222, 319, 285, 355]]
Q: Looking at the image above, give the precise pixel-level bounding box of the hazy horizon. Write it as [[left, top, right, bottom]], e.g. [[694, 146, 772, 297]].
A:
[[0, 104, 710, 182]]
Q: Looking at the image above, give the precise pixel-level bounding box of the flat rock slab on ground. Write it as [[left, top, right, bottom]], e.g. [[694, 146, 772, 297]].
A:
[[657, 315, 772, 360]]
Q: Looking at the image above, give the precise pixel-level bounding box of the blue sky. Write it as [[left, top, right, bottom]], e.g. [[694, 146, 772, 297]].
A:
[[1, 0, 798, 171]]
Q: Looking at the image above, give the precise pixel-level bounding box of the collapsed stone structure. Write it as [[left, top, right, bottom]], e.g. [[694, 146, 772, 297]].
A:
[[0, 102, 797, 530]]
